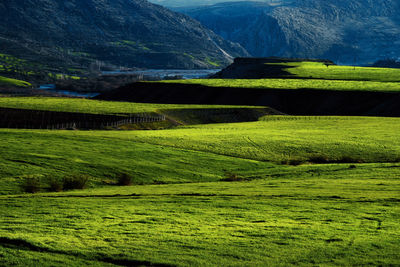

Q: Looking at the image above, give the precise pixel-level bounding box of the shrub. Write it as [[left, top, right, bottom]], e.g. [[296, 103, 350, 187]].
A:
[[281, 159, 305, 166], [20, 176, 41, 193], [117, 173, 132, 186], [221, 172, 247, 182], [48, 178, 63, 192], [63, 174, 90, 190], [309, 154, 330, 164], [337, 156, 364, 164], [289, 159, 305, 166]]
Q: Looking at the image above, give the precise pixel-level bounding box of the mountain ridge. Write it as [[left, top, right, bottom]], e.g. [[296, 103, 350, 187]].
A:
[[0, 0, 248, 72], [179, 0, 400, 65]]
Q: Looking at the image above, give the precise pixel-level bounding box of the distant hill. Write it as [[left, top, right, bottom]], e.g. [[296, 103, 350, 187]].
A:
[[0, 0, 248, 72], [178, 0, 400, 65]]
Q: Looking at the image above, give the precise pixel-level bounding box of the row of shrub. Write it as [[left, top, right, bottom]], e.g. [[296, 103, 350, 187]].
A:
[[20, 173, 133, 194], [281, 155, 366, 166]]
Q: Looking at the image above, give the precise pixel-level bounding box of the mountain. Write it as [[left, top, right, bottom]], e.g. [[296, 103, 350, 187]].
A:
[[0, 0, 248, 72], [149, 0, 281, 7], [178, 0, 400, 65]]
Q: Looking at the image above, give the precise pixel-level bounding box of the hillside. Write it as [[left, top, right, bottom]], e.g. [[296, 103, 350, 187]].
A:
[[0, 0, 248, 73], [179, 0, 400, 65], [1, 116, 400, 265], [1, 116, 400, 194], [97, 59, 400, 116]]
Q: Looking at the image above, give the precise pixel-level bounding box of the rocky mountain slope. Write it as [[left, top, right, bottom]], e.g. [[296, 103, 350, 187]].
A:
[[0, 0, 248, 71], [149, 0, 283, 7], [179, 0, 400, 65]]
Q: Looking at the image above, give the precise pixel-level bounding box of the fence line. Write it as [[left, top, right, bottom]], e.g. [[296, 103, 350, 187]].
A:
[[0, 113, 167, 130]]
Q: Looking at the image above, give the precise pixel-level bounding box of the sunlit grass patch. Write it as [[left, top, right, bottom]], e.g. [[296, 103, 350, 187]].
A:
[[0, 76, 31, 87], [275, 61, 400, 82], [0, 176, 399, 266], [0, 97, 262, 115], [160, 78, 400, 92]]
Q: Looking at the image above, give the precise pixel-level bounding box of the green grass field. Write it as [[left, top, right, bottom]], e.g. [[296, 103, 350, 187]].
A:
[[1, 113, 400, 265], [161, 78, 400, 92], [1, 170, 400, 266], [90, 116, 400, 163], [1, 116, 399, 194], [2, 117, 399, 193], [277, 61, 400, 82], [2, 60, 400, 267]]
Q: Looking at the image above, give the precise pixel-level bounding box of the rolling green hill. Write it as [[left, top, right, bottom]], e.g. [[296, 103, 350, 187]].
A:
[[83, 116, 400, 164], [1, 116, 399, 195], [0, 115, 400, 265], [1, 93, 400, 265], [2, 62, 400, 265]]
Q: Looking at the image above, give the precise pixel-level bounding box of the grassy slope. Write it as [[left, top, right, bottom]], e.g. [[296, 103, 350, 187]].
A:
[[87, 116, 400, 163], [1, 79, 400, 265], [0, 53, 84, 82], [161, 78, 400, 92], [1, 115, 400, 265], [280, 61, 400, 82], [160, 61, 400, 92], [0, 76, 31, 88], [0, 128, 273, 195], [1, 116, 400, 195], [0, 97, 262, 115], [1, 175, 399, 266]]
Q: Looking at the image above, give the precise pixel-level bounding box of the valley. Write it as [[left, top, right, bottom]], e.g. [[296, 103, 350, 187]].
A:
[[1, 0, 400, 266], [1, 59, 400, 265]]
